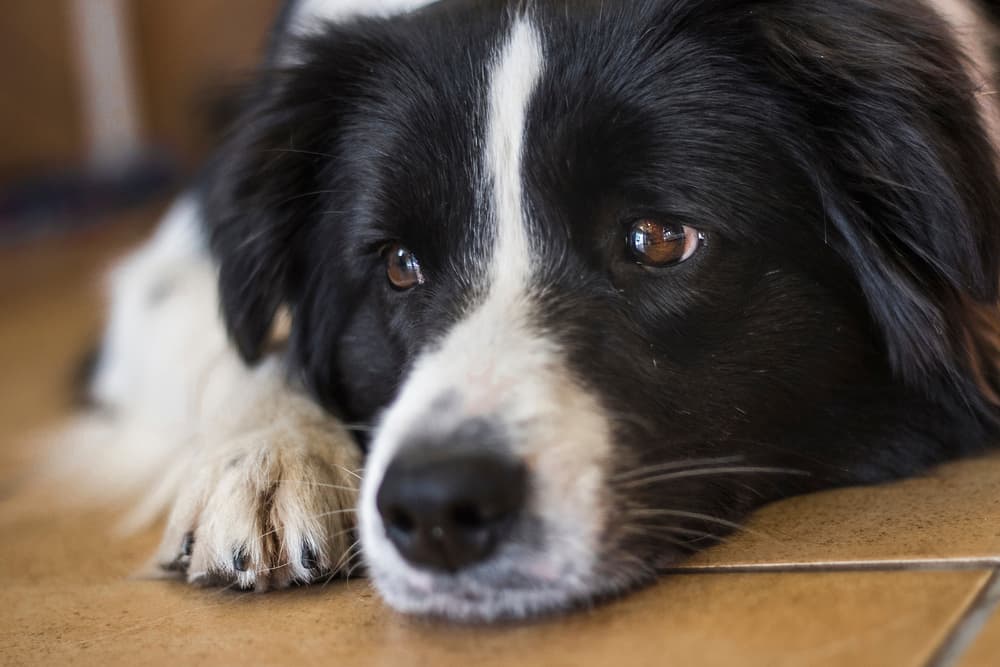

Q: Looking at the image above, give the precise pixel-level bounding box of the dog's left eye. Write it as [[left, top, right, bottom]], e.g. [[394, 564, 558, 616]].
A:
[[384, 243, 426, 290], [626, 219, 704, 267]]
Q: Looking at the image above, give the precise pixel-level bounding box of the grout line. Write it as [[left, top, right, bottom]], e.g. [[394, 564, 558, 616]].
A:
[[925, 569, 1000, 667], [661, 557, 1000, 575]]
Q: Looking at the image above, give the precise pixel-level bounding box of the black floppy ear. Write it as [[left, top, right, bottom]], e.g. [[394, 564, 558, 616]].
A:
[[201, 28, 379, 362], [201, 82, 317, 362], [757, 0, 1000, 406]]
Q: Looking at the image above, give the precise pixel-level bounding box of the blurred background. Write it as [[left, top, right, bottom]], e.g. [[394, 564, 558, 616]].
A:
[[0, 0, 282, 243]]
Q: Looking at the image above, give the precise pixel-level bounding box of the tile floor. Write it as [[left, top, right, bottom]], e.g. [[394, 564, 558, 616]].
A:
[[1, 213, 999, 666]]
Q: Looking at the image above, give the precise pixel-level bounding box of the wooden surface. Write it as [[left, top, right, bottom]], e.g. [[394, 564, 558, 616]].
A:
[[2, 217, 1000, 666]]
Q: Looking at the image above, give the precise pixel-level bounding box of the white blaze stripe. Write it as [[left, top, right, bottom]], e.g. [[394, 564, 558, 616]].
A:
[[486, 17, 544, 290], [361, 16, 547, 520], [290, 0, 437, 31]]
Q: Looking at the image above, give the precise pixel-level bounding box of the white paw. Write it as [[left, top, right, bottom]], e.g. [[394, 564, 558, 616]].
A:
[[155, 421, 362, 591]]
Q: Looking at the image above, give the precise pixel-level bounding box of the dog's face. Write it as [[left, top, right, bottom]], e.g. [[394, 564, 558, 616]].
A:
[[206, 0, 1000, 619]]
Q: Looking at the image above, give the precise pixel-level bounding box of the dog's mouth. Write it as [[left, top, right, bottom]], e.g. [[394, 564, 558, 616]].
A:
[[359, 507, 618, 621]]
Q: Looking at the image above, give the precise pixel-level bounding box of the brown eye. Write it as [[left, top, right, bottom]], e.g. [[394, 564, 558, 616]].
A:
[[626, 219, 704, 267], [384, 243, 426, 290]]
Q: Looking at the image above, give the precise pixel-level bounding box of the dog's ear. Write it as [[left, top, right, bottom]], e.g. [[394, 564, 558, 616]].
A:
[[756, 0, 1000, 409], [202, 30, 380, 362]]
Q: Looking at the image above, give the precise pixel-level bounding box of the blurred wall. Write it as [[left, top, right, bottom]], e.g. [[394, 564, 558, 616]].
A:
[[132, 0, 282, 169], [0, 2, 86, 182], [0, 0, 281, 183]]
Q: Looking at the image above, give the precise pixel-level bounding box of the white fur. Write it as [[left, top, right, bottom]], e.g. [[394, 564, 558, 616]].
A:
[[486, 15, 539, 290], [291, 0, 438, 29], [280, 0, 440, 64], [52, 197, 361, 589], [359, 16, 615, 620], [90, 197, 210, 415]]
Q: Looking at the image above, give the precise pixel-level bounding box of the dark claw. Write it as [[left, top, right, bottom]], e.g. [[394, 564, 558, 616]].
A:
[[162, 531, 196, 573], [233, 547, 250, 572], [302, 544, 318, 570], [162, 558, 188, 573], [180, 532, 195, 557]]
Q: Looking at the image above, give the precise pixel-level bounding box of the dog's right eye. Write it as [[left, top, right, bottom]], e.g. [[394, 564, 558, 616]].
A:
[[626, 218, 704, 268], [383, 243, 426, 290]]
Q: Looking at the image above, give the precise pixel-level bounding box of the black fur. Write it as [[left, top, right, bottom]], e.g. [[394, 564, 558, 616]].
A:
[[203, 0, 1000, 588]]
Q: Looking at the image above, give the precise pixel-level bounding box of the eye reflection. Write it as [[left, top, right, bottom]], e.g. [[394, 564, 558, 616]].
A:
[[626, 219, 704, 267], [384, 244, 426, 290]]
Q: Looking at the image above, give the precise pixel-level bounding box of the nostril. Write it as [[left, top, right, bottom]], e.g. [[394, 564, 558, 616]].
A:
[[450, 502, 485, 529], [386, 506, 416, 534]]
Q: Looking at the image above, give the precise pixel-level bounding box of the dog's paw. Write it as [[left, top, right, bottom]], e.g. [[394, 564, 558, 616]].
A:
[[153, 423, 361, 591]]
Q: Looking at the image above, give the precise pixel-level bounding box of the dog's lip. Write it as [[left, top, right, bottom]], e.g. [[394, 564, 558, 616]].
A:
[[380, 570, 577, 617], [370, 554, 615, 622], [374, 548, 576, 598]]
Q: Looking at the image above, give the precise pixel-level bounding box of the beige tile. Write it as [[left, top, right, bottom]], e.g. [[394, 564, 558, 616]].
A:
[[677, 454, 1000, 570], [0, 557, 988, 667], [2, 478, 992, 667], [956, 579, 1000, 667]]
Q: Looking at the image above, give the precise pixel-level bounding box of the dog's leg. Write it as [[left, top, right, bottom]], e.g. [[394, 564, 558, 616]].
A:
[[74, 196, 361, 589], [154, 357, 362, 590]]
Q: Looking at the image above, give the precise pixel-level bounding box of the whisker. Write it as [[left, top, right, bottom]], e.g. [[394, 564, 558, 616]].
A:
[[275, 189, 343, 206], [342, 552, 364, 576], [330, 464, 363, 481], [311, 508, 359, 520], [308, 543, 364, 589], [332, 540, 363, 574], [614, 456, 745, 482], [626, 509, 769, 538], [618, 466, 809, 489], [261, 560, 294, 573], [272, 480, 359, 492], [344, 558, 366, 582], [251, 516, 358, 549], [327, 525, 358, 542], [626, 523, 731, 544], [262, 147, 338, 160], [623, 530, 701, 552], [255, 525, 280, 543], [617, 437, 845, 473]]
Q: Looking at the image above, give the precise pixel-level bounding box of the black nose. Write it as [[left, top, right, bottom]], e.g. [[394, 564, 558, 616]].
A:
[[376, 445, 527, 573]]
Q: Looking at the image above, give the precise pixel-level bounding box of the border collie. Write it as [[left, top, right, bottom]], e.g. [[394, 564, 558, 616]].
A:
[[70, 0, 1000, 621]]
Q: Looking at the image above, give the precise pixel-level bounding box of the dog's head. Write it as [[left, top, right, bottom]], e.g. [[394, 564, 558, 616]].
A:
[[205, 0, 1000, 619]]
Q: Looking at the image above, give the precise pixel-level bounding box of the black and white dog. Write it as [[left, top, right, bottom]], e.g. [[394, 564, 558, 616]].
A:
[[73, 0, 1000, 621]]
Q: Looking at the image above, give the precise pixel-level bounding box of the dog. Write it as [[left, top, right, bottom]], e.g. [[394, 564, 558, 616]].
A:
[[70, 0, 1000, 621]]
